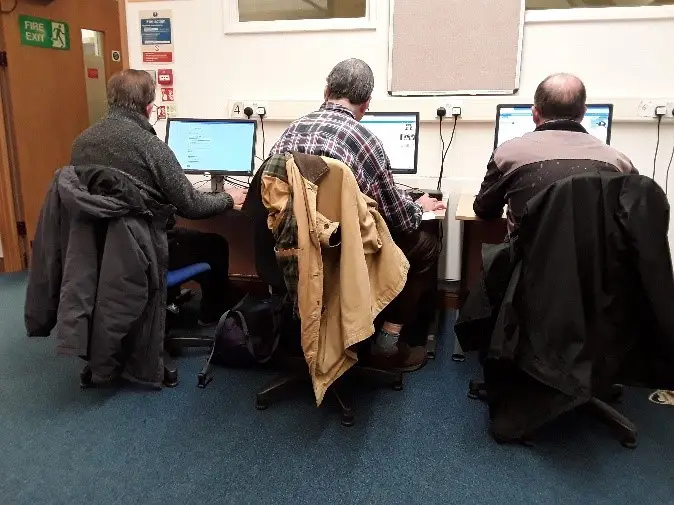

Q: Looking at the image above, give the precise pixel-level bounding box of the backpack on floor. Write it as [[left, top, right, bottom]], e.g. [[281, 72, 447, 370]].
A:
[[197, 293, 285, 387]]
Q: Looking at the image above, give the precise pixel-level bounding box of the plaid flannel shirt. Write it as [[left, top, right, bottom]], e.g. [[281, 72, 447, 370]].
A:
[[269, 102, 422, 234]]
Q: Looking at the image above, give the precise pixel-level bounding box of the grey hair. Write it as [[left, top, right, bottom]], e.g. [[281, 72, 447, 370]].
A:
[[107, 69, 156, 115], [325, 58, 374, 105]]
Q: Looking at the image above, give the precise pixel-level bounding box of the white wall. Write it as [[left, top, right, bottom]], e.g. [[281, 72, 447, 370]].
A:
[[125, 0, 674, 279]]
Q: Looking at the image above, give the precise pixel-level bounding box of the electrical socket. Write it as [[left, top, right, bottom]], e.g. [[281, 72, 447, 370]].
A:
[[637, 100, 655, 118], [230, 100, 268, 119], [245, 101, 268, 118], [446, 101, 463, 118], [666, 102, 674, 119]]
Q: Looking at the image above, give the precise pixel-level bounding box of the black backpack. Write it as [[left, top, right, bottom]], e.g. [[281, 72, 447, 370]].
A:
[[197, 293, 284, 388]]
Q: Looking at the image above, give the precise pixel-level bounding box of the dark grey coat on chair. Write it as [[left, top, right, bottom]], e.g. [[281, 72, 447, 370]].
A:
[[25, 165, 175, 388]]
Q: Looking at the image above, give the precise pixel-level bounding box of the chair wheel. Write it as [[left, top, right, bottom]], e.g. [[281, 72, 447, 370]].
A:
[[256, 396, 269, 410], [392, 380, 404, 391], [341, 415, 355, 427], [621, 436, 638, 449], [452, 353, 466, 362], [163, 369, 179, 388], [197, 373, 212, 389]]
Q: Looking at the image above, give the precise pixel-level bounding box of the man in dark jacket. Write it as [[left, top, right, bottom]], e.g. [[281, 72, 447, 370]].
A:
[[26, 166, 175, 388], [474, 73, 638, 238], [71, 69, 246, 324]]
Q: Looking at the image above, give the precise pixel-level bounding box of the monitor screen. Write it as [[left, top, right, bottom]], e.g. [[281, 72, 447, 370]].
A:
[[494, 104, 613, 149], [165, 118, 257, 175], [361, 112, 419, 174]]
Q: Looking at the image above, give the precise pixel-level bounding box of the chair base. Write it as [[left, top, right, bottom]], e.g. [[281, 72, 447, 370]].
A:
[[584, 396, 638, 449], [165, 335, 214, 357], [468, 379, 637, 448], [256, 356, 403, 426], [163, 351, 179, 388]]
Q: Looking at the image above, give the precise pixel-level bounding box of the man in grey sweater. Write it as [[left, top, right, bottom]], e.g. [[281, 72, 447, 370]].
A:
[[71, 69, 247, 324]]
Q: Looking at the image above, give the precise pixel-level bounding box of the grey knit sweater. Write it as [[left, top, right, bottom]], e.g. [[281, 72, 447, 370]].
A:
[[71, 106, 232, 219]]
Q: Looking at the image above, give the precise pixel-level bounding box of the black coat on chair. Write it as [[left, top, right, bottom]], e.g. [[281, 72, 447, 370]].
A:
[[455, 171, 674, 443]]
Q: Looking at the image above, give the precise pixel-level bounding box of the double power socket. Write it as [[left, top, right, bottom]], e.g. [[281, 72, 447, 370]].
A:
[[638, 101, 674, 119], [230, 101, 268, 119]]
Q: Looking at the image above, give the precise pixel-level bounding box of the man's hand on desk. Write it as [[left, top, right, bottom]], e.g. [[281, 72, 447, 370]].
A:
[[416, 193, 447, 212], [226, 187, 248, 207]]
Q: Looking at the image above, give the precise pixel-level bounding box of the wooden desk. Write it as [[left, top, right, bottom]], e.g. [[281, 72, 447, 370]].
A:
[[455, 193, 507, 307], [177, 204, 446, 281], [177, 209, 257, 279]]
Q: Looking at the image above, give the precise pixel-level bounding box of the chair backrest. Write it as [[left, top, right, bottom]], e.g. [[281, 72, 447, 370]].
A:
[[516, 171, 674, 389], [241, 165, 287, 293]]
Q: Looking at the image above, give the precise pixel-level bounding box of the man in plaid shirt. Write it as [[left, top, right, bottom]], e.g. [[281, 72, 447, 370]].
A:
[[269, 59, 445, 373]]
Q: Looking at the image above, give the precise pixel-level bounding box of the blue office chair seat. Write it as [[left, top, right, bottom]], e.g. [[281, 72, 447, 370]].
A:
[[164, 262, 215, 388], [168, 262, 211, 287]]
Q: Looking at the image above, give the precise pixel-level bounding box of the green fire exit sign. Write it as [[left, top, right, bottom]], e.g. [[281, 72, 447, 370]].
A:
[[19, 15, 70, 51]]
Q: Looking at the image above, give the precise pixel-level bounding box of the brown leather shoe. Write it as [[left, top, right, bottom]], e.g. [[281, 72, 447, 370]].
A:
[[368, 342, 428, 372]]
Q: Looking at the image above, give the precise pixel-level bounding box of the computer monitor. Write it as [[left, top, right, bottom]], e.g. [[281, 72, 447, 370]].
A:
[[361, 112, 419, 174], [165, 118, 257, 176], [494, 104, 613, 150]]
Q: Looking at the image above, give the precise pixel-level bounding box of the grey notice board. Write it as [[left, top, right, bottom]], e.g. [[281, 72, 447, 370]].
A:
[[388, 0, 526, 96]]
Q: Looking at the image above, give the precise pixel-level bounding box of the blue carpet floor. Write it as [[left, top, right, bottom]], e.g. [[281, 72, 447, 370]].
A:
[[1, 272, 673, 505]]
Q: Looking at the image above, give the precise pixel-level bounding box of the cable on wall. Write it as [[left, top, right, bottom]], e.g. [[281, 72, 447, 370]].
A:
[[437, 111, 458, 192], [653, 114, 663, 179], [259, 116, 266, 161], [665, 140, 674, 195]]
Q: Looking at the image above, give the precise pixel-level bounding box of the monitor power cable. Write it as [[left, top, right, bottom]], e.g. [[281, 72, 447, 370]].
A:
[[665, 136, 674, 195], [224, 176, 250, 189], [436, 107, 459, 192], [653, 111, 664, 179], [259, 114, 266, 161]]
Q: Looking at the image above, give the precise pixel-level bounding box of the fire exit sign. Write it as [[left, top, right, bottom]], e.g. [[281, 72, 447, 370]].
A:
[[19, 15, 70, 51]]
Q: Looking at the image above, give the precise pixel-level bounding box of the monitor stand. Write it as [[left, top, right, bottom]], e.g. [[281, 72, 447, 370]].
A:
[[211, 175, 224, 193]]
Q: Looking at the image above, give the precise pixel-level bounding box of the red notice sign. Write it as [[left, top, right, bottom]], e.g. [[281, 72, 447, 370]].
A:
[[161, 87, 175, 102], [143, 51, 173, 63], [87, 68, 99, 79]]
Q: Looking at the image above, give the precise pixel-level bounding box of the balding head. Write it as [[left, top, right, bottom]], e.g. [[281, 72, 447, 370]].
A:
[[533, 73, 587, 125]]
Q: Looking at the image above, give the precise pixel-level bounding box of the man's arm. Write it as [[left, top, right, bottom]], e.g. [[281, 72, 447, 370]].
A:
[[146, 137, 233, 219], [364, 140, 422, 234], [473, 154, 508, 219]]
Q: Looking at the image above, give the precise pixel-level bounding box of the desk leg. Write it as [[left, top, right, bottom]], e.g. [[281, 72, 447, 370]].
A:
[[452, 337, 465, 362], [425, 310, 440, 359]]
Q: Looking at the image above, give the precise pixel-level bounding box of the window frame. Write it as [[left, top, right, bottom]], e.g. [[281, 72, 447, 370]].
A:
[[525, 4, 674, 23], [223, 0, 377, 34]]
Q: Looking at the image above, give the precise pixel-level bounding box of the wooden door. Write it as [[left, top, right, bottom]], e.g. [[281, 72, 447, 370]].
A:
[[0, 0, 124, 269]]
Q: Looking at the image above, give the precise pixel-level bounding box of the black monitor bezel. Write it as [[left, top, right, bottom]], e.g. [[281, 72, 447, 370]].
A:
[[165, 117, 258, 176], [361, 111, 420, 175], [493, 103, 614, 150]]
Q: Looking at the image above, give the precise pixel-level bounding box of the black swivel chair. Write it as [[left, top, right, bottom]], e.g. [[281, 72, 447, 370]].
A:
[[457, 172, 674, 449], [249, 201, 404, 427], [162, 264, 216, 387]]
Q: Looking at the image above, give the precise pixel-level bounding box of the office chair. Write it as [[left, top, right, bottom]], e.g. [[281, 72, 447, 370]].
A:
[[250, 208, 404, 427], [162, 263, 215, 387], [454, 172, 674, 450], [467, 380, 635, 448]]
